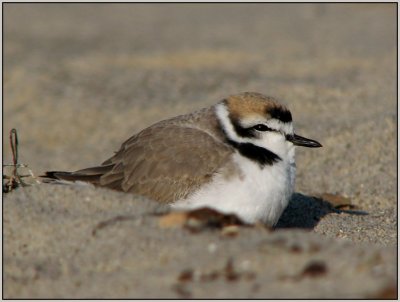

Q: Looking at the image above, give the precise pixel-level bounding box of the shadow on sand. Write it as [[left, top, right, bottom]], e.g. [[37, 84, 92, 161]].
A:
[[275, 192, 368, 229]]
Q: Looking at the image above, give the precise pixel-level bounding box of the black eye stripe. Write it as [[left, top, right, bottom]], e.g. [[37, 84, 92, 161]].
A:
[[230, 117, 280, 138], [231, 119, 257, 138], [253, 124, 274, 132]]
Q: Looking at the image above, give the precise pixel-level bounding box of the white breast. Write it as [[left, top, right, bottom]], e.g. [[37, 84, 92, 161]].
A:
[[172, 149, 296, 226]]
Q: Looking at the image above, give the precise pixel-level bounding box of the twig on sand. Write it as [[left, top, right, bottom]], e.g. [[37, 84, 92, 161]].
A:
[[3, 128, 40, 193]]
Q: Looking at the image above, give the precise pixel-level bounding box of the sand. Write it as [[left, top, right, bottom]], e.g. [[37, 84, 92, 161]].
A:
[[3, 3, 397, 299]]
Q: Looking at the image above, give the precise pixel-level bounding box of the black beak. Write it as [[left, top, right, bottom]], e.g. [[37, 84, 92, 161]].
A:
[[286, 133, 322, 148]]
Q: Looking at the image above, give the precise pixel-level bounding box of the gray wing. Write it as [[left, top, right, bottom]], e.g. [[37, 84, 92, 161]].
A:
[[98, 124, 233, 203]]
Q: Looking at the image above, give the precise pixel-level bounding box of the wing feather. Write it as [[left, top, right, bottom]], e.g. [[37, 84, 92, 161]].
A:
[[99, 124, 232, 203]]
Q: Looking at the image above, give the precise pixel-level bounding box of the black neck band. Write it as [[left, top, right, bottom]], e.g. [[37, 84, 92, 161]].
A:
[[226, 139, 281, 167]]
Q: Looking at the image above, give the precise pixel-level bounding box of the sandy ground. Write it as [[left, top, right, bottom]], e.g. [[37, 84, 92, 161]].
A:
[[3, 3, 397, 299]]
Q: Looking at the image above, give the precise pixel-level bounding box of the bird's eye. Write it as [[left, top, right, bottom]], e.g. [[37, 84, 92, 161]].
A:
[[253, 124, 272, 132]]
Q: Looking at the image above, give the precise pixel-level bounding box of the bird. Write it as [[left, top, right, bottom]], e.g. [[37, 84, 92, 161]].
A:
[[42, 92, 322, 226]]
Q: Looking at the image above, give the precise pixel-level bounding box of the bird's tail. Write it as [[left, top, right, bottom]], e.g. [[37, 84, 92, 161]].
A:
[[41, 164, 114, 186]]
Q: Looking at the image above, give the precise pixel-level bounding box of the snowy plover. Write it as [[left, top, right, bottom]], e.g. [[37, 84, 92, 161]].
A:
[[44, 92, 322, 225]]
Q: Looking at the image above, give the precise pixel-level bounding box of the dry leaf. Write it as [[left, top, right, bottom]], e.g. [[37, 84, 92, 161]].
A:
[[221, 225, 240, 237], [301, 260, 327, 278], [158, 207, 245, 231], [158, 212, 188, 228], [319, 193, 354, 209]]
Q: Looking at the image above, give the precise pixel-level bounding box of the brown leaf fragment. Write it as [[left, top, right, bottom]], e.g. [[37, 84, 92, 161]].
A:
[[301, 260, 327, 278], [158, 207, 245, 232], [279, 260, 328, 281], [221, 225, 240, 237], [319, 193, 354, 209], [186, 208, 245, 229], [158, 212, 188, 228], [177, 269, 193, 283]]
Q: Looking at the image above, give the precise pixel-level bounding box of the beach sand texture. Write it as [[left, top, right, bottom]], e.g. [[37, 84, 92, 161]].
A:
[[3, 4, 397, 298]]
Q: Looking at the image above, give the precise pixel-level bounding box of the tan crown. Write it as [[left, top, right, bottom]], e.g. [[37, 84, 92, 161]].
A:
[[224, 92, 290, 122]]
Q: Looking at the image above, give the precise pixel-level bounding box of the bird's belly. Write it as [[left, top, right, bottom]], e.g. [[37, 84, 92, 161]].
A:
[[172, 154, 295, 226]]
